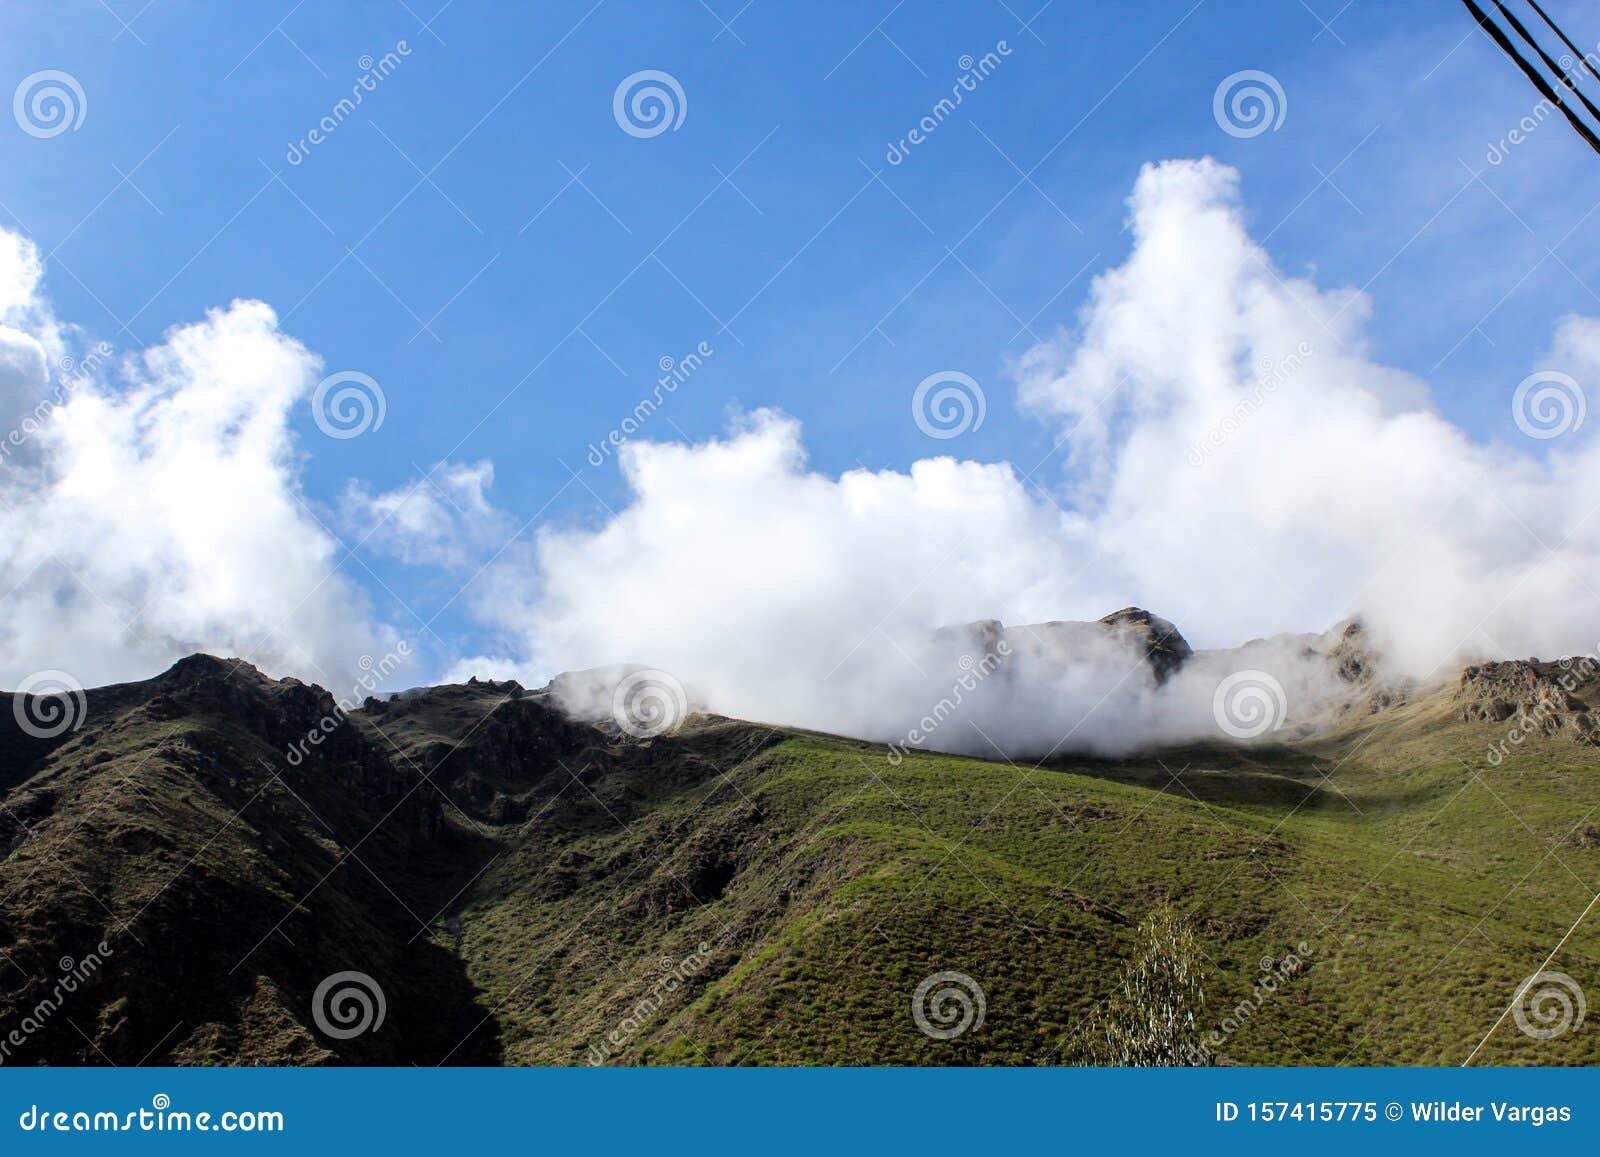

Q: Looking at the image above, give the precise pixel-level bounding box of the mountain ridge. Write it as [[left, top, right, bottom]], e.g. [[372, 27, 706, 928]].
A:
[[1, 628, 1597, 1066]]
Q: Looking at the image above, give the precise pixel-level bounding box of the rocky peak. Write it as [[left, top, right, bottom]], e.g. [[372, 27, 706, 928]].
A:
[[933, 608, 1195, 687], [1321, 619, 1379, 685], [157, 652, 254, 684], [1096, 607, 1193, 685]]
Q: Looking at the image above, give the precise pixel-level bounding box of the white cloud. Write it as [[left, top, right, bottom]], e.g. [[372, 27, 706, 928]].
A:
[[0, 231, 59, 441], [1016, 157, 1600, 672], [0, 229, 406, 691], [341, 459, 509, 569], [509, 410, 1095, 735], [0, 229, 46, 319], [9, 156, 1600, 761], [451, 158, 1600, 755], [442, 407, 1351, 756]]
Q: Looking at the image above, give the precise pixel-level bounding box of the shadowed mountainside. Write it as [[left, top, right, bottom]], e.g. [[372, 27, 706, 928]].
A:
[[1, 638, 1598, 1066]]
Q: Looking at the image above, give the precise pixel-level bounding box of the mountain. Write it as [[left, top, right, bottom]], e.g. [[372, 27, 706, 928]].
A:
[[1, 622, 1598, 1066]]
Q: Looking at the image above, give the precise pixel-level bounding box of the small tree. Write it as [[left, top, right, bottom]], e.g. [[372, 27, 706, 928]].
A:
[[1078, 905, 1210, 1066]]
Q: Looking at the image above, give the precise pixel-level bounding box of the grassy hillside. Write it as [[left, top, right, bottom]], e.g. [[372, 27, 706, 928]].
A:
[[1, 657, 1596, 1065]]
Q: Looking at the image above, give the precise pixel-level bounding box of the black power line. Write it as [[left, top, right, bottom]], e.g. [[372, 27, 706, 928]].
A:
[[1526, 0, 1599, 83], [1495, 0, 1600, 124], [1460, 0, 1600, 157]]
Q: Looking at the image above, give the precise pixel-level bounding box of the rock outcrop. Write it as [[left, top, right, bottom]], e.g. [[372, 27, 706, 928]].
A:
[[1096, 607, 1193, 685], [1458, 658, 1600, 745]]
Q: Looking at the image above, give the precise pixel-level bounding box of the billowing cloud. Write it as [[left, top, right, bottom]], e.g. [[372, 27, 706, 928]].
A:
[[0, 229, 60, 440], [342, 459, 510, 569], [10, 155, 1600, 761], [1015, 157, 1600, 674], [451, 158, 1600, 755], [0, 228, 404, 691], [514, 410, 1095, 737]]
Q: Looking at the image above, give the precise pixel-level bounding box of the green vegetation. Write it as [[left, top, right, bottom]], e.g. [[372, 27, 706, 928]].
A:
[[1071, 906, 1209, 1066], [1, 657, 1597, 1066]]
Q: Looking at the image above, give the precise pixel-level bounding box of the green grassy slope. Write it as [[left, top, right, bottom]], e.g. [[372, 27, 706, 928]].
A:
[[1, 657, 1596, 1066], [458, 706, 1600, 1066]]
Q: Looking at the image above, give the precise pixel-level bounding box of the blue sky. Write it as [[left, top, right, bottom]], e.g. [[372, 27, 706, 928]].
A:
[[5, 0, 1600, 684]]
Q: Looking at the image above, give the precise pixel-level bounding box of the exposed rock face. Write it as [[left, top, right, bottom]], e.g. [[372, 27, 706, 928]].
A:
[[1096, 607, 1193, 685], [1318, 619, 1406, 715], [1458, 659, 1600, 745], [935, 607, 1194, 688], [1323, 620, 1376, 684]]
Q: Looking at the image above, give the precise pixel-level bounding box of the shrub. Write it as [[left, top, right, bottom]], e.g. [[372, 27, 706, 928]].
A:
[[1074, 905, 1210, 1066]]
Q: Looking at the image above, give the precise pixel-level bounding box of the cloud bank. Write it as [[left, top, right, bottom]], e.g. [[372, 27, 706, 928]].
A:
[[8, 157, 1600, 758], [457, 159, 1600, 753], [1014, 158, 1600, 675], [0, 231, 402, 691]]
